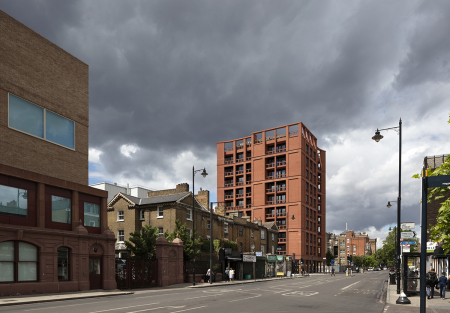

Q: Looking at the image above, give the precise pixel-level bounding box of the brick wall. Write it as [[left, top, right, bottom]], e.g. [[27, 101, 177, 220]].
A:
[[0, 10, 89, 185]]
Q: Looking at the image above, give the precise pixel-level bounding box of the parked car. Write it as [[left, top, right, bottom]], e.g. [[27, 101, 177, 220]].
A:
[[374, 267, 381, 271], [367, 267, 374, 271]]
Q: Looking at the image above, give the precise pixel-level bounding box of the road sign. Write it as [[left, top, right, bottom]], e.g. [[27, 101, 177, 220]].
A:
[[401, 241, 415, 245], [401, 231, 416, 238], [401, 222, 415, 230], [331, 260, 335, 265], [351, 262, 353, 266], [427, 175, 450, 188]]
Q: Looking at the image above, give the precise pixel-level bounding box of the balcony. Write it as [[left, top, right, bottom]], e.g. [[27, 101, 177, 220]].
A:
[[276, 160, 286, 167], [236, 205, 244, 209], [277, 251, 287, 255], [266, 163, 275, 168], [225, 195, 233, 200], [266, 188, 275, 193], [266, 213, 275, 219], [245, 204, 253, 208], [237, 146, 243, 150], [276, 186, 286, 192], [236, 158, 244, 163], [224, 183, 234, 187], [276, 148, 286, 153], [246, 157, 251, 161], [236, 170, 244, 175], [266, 200, 275, 205], [276, 212, 286, 217], [224, 160, 234, 164], [266, 175, 275, 179], [276, 134, 286, 139], [256, 139, 263, 144], [278, 238, 286, 243], [245, 180, 251, 185], [236, 181, 244, 186], [266, 136, 275, 141], [225, 172, 233, 177], [236, 194, 244, 199], [246, 192, 251, 197], [246, 141, 251, 146], [246, 168, 252, 173], [278, 225, 286, 230], [267, 149, 275, 155], [225, 147, 233, 152], [276, 174, 286, 178], [289, 131, 298, 136]]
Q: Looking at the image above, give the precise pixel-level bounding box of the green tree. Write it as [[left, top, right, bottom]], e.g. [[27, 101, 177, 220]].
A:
[[352, 255, 364, 267], [124, 224, 159, 259], [412, 112, 450, 252], [164, 219, 202, 261], [364, 255, 379, 267], [325, 249, 334, 266]]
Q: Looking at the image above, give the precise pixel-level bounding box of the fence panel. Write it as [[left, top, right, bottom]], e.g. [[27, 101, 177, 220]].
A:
[[115, 258, 157, 289]]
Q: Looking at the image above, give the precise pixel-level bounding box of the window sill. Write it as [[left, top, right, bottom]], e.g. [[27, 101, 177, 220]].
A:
[[139, 218, 145, 221], [117, 220, 124, 222], [117, 241, 124, 243], [187, 218, 192, 221], [157, 216, 163, 219]]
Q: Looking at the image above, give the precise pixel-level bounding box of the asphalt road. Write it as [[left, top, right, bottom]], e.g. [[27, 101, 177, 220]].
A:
[[3, 271, 388, 313]]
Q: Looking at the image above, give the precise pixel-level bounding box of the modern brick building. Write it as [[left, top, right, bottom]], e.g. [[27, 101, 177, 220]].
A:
[[217, 122, 326, 272], [0, 10, 116, 295]]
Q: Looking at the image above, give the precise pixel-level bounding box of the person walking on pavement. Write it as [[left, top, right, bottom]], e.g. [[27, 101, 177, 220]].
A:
[[426, 268, 438, 299], [331, 267, 335, 276], [225, 267, 229, 282], [206, 269, 211, 283], [229, 267, 235, 282], [438, 272, 448, 299]]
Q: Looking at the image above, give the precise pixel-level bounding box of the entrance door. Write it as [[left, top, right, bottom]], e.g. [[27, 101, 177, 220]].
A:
[[89, 257, 102, 290]]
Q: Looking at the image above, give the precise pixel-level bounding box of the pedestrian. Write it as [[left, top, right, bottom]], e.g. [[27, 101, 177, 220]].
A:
[[206, 268, 211, 283], [438, 272, 448, 299], [426, 268, 438, 299], [225, 267, 229, 282], [331, 267, 335, 276], [229, 267, 235, 282]]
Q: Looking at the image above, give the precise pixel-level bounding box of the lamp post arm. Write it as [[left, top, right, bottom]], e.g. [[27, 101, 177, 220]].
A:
[[376, 126, 400, 132]]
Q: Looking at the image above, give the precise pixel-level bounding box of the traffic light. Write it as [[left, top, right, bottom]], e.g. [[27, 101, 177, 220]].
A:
[[349, 255, 352, 263], [300, 258, 304, 264], [347, 255, 350, 263]]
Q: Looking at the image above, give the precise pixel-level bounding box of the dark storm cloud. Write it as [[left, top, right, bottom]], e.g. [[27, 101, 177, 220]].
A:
[[2, 0, 449, 238]]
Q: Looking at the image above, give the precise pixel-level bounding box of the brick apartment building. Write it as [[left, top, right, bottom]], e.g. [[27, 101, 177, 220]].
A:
[[107, 184, 278, 263], [327, 231, 375, 265], [0, 10, 116, 295], [217, 122, 326, 272]]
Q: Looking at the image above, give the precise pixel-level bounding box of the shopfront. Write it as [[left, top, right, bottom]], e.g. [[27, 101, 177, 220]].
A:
[[276, 255, 285, 276], [243, 254, 256, 279], [267, 255, 276, 277]]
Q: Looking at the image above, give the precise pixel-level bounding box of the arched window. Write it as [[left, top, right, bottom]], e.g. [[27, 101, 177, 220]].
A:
[[0, 241, 38, 282], [57, 247, 70, 281]]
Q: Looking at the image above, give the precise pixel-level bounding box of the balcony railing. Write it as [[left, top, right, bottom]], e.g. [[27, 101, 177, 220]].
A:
[[245, 204, 253, 208], [276, 148, 286, 153], [266, 188, 275, 193], [246, 157, 251, 161], [225, 147, 233, 152], [277, 212, 286, 217], [246, 180, 251, 184], [267, 150, 275, 154], [236, 170, 244, 174], [246, 168, 252, 173], [278, 238, 286, 243], [237, 146, 243, 150], [224, 160, 234, 164], [236, 182, 244, 186], [278, 225, 286, 230], [225, 172, 233, 176], [266, 213, 275, 218], [236, 158, 244, 163], [276, 161, 286, 167], [246, 141, 251, 146], [276, 174, 286, 178], [276, 134, 286, 139], [276, 186, 286, 191], [246, 192, 251, 197], [277, 251, 286, 255], [266, 136, 275, 141], [256, 139, 263, 143], [236, 194, 244, 198], [266, 175, 274, 179], [224, 183, 234, 187], [225, 195, 233, 199], [266, 200, 275, 205], [266, 163, 275, 168], [289, 131, 298, 136]]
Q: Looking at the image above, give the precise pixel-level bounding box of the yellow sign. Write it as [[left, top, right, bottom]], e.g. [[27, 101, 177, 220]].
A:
[[277, 272, 284, 276], [408, 259, 413, 266]]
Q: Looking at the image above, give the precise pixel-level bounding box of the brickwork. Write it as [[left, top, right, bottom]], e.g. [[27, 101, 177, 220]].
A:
[[0, 10, 89, 185], [217, 122, 326, 271], [147, 183, 189, 198]]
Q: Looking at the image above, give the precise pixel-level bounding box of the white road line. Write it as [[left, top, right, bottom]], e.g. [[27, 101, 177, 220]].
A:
[[23, 301, 111, 311], [88, 302, 159, 313], [135, 293, 181, 298], [341, 281, 362, 290], [229, 294, 261, 302], [184, 295, 217, 300], [128, 306, 185, 313], [170, 306, 207, 313]]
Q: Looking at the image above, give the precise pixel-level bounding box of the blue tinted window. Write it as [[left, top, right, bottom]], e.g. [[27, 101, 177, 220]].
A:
[[46, 110, 75, 149], [84, 202, 100, 228], [0, 184, 28, 218], [9, 94, 44, 138], [51, 196, 71, 224]]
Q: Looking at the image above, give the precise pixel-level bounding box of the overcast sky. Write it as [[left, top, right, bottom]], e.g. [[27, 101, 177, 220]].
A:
[[3, 0, 450, 248]]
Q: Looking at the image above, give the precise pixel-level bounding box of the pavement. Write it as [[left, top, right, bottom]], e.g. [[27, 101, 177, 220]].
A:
[[0, 275, 302, 307], [385, 280, 450, 313]]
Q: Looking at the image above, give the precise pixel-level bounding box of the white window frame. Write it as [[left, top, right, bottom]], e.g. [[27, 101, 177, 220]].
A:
[[157, 206, 163, 218], [272, 245, 274, 254], [187, 228, 192, 239], [261, 245, 265, 255], [251, 230, 254, 238], [118, 230, 124, 243], [224, 222, 228, 234], [158, 227, 164, 236], [261, 230, 265, 240], [347, 238, 349, 243], [139, 209, 145, 220], [187, 208, 192, 221], [118, 210, 124, 221], [272, 233, 274, 241]]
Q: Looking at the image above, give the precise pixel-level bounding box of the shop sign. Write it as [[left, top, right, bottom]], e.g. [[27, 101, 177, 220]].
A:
[[427, 242, 438, 252], [267, 255, 277, 262], [277, 256, 283, 261], [256, 252, 262, 256], [243, 255, 256, 262]]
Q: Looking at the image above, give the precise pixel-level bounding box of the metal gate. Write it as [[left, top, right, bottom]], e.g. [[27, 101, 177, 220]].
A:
[[115, 258, 158, 289]]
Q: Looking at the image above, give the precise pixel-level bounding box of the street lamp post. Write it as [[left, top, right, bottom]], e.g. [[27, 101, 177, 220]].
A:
[[372, 118, 407, 302], [192, 166, 208, 286]]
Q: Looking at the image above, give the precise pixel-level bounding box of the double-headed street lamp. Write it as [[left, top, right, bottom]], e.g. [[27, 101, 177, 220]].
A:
[[372, 118, 403, 298], [192, 166, 208, 286]]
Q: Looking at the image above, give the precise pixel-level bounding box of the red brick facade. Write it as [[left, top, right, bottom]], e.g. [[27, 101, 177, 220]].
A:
[[217, 122, 326, 272]]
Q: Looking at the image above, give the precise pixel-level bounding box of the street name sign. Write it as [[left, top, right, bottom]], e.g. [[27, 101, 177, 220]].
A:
[[401, 231, 416, 238], [401, 241, 415, 245], [401, 222, 415, 230]]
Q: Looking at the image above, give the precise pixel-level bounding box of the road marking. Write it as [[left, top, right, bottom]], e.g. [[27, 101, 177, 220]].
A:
[[128, 306, 185, 313], [282, 291, 318, 297], [170, 306, 207, 313], [185, 295, 218, 300], [229, 294, 261, 302], [135, 293, 181, 298], [88, 303, 159, 313], [341, 281, 362, 290]]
